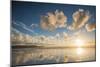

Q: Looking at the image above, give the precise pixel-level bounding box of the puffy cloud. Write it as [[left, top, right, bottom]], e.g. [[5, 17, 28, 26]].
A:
[[85, 23, 96, 32], [40, 14, 56, 31], [40, 10, 67, 31], [55, 10, 67, 28], [63, 32, 68, 39], [69, 9, 90, 30], [12, 29, 32, 44], [55, 33, 60, 39]]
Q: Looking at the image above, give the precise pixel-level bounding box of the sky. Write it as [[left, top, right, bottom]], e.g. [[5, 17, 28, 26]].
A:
[[11, 1, 96, 43]]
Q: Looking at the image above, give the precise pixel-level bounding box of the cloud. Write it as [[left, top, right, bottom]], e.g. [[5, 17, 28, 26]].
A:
[[13, 21, 34, 33], [11, 27, 33, 43], [55, 10, 67, 28], [55, 33, 60, 39], [85, 23, 96, 32], [40, 14, 56, 31], [12, 29, 69, 46], [13, 21, 20, 26], [19, 22, 34, 33], [11, 27, 21, 34], [23, 26, 34, 33], [30, 23, 38, 29], [40, 10, 67, 31], [69, 9, 90, 30], [73, 31, 81, 37], [63, 32, 68, 39]]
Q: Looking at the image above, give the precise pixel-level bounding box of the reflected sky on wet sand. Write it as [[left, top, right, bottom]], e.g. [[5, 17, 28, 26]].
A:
[[12, 47, 95, 66]]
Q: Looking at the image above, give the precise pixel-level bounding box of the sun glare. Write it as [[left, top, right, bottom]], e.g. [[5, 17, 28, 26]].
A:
[[76, 48, 83, 55], [75, 38, 84, 47]]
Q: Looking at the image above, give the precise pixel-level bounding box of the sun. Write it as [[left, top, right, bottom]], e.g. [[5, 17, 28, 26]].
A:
[[75, 38, 84, 47]]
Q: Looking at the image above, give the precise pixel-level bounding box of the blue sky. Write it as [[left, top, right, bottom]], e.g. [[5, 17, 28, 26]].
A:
[[12, 1, 96, 40]]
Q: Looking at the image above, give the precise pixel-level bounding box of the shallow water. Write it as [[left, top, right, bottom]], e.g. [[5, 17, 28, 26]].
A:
[[12, 47, 96, 66]]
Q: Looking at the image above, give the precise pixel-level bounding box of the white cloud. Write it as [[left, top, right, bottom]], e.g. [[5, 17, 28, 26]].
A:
[[13, 21, 34, 33], [55, 33, 60, 39], [55, 10, 67, 28], [85, 23, 96, 32], [30, 23, 38, 29], [23, 26, 34, 33], [63, 32, 68, 39], [40, 10, 67, 31], [69, 9, 90, 30]]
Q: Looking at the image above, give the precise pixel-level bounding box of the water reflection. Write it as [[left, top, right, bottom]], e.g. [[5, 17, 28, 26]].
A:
[[12, 48, 95, 66], [76, 48, 84, 55]]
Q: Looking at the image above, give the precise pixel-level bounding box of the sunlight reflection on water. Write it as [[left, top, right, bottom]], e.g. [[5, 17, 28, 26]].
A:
[[76, 48, 84, 55], [12, 47, 95, 66]]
